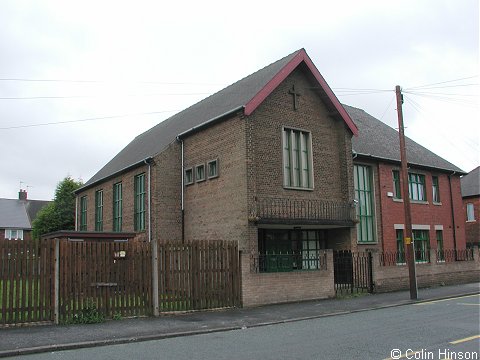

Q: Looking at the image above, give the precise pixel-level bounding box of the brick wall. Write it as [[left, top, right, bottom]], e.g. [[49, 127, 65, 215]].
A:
[[182, 114, 249, 249], [241, 251, 335, 307], [373, 247, 480, 292], [365, 160, 467, 253], [463, 195, 480, 246]]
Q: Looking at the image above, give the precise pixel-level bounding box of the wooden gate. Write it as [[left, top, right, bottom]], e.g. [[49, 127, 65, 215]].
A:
[[58, 240, 151, 322], [333, 250, 373, 295]]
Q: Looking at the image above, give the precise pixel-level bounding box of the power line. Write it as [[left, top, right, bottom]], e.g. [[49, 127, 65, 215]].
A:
[[404, 76, 478, 90], [0, 78, 225, 86], [0, 110, 179, 130], [0, 93, 212, 100]]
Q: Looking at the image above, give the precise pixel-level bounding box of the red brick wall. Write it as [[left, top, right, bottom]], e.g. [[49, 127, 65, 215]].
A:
[[371, 160, 467, 252], [464, 195, 480, 246]]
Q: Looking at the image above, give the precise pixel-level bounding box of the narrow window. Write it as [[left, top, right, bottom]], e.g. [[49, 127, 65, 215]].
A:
[[95, 190, 103, 231], [392, 170, 402, 199], [436, 230, 444, 262], [282, 128, 313, 189], [134, 173, 146, 231], [80, 196, 87, 231], [185, 168, 194, 185], [432, 176, 440, 203], [207, 159, 219, 179], [396, 229, 405, 264], [113, 182, 122, 232], [354, 164, 376, 243], [195, 164, 205, 182], [466, 203, 475, 221]]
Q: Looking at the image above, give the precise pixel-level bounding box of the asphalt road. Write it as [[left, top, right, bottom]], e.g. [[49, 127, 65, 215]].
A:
[[8, 294, 480, 360]]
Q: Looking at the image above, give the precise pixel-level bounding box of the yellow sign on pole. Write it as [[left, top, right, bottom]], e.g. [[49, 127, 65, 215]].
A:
[[404, 237, 412, 245]]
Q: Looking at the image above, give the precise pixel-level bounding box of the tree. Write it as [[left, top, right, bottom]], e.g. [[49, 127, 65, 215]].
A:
[[32, 176, 83, 239]]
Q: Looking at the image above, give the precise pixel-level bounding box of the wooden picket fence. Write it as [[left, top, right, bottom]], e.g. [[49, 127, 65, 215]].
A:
[[0, 239, 54, 325], [1, 238, 241, 326]]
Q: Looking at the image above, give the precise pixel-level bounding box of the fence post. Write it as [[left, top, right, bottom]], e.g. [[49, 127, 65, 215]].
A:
[[54, 238, 59, 325], [151, 239, 159, 316]]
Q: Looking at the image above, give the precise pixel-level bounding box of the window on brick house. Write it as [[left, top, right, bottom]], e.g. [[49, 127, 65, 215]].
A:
[[5, 229, 24, 240], [282, 127, 313, 189], [207, 159, 219, 179], [408, 173, 426, 201], [436, 230, 444, 262], [113, 182, 122, 232], [392, 170, 401, 199], [134, 174, 146, 231], [354, 164, 376, 243], [95, 190, 103, 231], [257, 229, 326, 272], [195, 164, 205, 182], [80, 196, 87, 231], [432, 176, 440, 203], [396, 229, 405, 264], [185, 168, 193, 185], [466, 203, 475, 221], [413, 230, 430, 263]]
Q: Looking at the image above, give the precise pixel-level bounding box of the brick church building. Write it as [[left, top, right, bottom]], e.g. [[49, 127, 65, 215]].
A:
[[75, 49, 467, 306]]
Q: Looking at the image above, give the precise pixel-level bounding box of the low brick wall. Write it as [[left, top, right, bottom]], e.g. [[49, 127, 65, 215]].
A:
[[373, 247, 480, 293], [241, 251, 335, 307]]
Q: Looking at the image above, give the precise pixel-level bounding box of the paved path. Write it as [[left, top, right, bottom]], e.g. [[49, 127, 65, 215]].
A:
[[0, 282, 478, 358]]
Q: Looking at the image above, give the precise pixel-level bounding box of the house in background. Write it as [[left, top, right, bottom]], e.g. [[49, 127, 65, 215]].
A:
[[0, 190, 51, 241], [347, 106, 467, 262], [461, 166, 480, 248], [75, 48, 471, 306]]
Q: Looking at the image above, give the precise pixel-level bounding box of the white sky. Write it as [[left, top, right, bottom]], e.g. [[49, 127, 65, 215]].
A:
[[0, 0, 478, 200]]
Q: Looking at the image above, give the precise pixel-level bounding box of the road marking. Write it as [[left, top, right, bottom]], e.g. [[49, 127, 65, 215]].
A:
[[414, 294, 479, 305], [457, 303, 480, 306], [450, 335, 480, 344]]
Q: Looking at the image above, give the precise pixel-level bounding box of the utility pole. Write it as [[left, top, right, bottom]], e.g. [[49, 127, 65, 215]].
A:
[[395, 85, 418, 300]]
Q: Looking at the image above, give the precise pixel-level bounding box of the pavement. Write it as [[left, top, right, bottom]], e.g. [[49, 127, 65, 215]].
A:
[[1, 282, 479, 358]]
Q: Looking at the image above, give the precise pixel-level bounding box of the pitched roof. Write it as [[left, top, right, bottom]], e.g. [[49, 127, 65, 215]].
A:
[[81, 49, 357, 190], [0, 198, 50, 229], [345, 105, 465, 174], [461, 166, 480, 197]]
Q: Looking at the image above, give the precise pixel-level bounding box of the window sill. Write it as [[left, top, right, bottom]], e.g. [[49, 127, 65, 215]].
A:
[[357, 241, 378, 245], [207, 175, 219, 180], [283, 186, 314, 192], [410, 200, 429, 205], [466, 220, 477, 223], [433, 202, 442, 206], [392, 198, 403, 203]]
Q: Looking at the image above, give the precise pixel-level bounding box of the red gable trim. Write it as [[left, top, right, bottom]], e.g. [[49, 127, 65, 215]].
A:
[[244, 49, 359, 136]]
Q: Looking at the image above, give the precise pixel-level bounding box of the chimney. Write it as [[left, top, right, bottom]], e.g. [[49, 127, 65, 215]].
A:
[[19, 189, 27, 200]]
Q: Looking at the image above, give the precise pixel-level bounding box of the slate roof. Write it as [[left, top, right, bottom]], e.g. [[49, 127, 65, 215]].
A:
[[0, 198, 51, 229], [345, 105, 465, 174], [83, 50, 303, 188], [461, 166, 480, 197], [81, 49, 357, 190], [81, 50, 464, 191]]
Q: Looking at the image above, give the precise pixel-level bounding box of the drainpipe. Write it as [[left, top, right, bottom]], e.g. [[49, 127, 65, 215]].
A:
[[448, 171, 458, 257]]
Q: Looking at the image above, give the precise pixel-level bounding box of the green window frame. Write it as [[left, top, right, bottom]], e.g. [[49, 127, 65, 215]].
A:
[[113, 182, 122, 232], [396, 229, 405, 264], [95, 190, 103, 231], [283, 127, 313, 189], [354, 164, 376, 243], [432, 176, 440, 203], [134, 173, 146, 231], [80, 196, 87, 231], [392, 170, 402, 199], [413, 229, 430, 263], [436, 230, 444, 261], [408, 173, 426, 201]]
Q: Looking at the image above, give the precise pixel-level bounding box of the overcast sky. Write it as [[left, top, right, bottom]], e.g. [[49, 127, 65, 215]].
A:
[[0, 0, 478, 200]]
